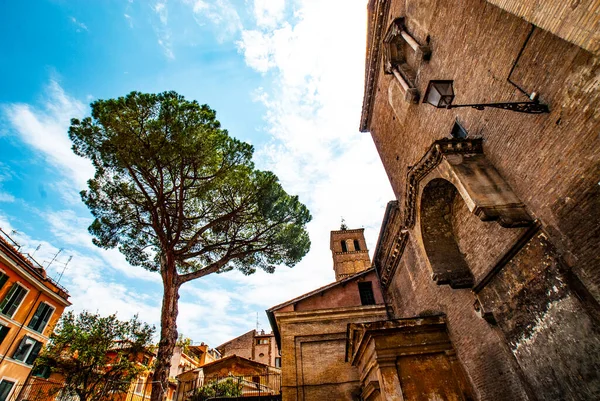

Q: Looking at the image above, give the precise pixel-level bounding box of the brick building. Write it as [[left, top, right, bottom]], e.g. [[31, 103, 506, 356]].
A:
[[216, 329, 280, 368], [267, 1, 600, 400], [358, 0, 600, 400]]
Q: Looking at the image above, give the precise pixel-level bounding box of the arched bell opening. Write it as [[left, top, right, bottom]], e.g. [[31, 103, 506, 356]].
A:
[[420, 178, 474, 288]]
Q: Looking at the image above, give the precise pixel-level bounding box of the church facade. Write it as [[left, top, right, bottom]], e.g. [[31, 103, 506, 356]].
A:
[[362, 0, 600, 400], [270, 0, 599, 400]]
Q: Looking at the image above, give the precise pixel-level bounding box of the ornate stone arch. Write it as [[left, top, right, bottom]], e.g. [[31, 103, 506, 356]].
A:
[[412, 139, 533, 288]]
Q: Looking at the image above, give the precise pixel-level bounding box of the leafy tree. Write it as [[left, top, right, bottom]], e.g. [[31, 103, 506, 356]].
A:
[[68, 91, 312, 401], [176, 334, 192, 354], [35, 311, 155, 401]]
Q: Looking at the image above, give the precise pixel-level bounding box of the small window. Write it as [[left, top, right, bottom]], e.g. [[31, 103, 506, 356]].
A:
[[135, 379, 145, 394], [275, 357, 281, 368], [32, 365, 51, 379], [341, 241, 347, 252], [0, 380, 15, 401], [0, 325, 10, 345], [450, 121, 468, 139], [256, 338, 268, 345], [0, 272, 8, 291], [0, 283, 27, 318], [353, 239, 361, 251], [358, 282, 376, 306], [28, 302, 55, 333], [12, 335, 43, 365]]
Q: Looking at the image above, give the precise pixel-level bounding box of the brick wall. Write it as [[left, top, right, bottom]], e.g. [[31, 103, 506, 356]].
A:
[[366, 0, 600, 399]]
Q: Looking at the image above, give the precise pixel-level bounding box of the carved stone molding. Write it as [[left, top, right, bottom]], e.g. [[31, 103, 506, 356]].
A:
[[379, 231, 408, 289], [360, 0, 391, 132], [403, 138, 484, 228], [383, 18, 421, 104]]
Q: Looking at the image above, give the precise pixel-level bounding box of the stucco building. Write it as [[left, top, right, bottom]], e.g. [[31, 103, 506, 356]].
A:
[[0, 229, 71, 401]]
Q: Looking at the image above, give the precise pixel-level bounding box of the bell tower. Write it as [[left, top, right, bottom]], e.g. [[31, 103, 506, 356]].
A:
[[330, 221, 371, 281]]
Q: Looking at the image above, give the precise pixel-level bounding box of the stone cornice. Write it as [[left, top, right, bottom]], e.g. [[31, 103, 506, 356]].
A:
[[334, 250, 370, 256], [346, 315, 448, 365], [403, 138, 483, 228], [274, 304, 387, 325], [360, 0, 390, 132], [330, 228, 364, 235]]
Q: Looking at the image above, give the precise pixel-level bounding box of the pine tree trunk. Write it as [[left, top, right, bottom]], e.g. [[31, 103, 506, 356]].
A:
[[150, 256, 180, 401]]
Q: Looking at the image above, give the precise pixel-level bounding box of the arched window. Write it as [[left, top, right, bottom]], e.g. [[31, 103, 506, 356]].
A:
[[341, 241, 347, 252], [354, 239, 361, 251]]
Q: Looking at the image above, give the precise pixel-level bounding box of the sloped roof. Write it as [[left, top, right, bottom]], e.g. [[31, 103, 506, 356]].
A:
[[266, 268, 376, 349], [215, 329, 255, 352]]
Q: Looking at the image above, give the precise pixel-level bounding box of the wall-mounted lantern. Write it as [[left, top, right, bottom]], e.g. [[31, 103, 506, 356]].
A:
[[424, 80, 549, 114]]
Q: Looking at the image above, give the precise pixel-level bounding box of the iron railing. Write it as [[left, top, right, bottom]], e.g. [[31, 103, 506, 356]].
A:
[[176, 373, 281, 400], [6, 378, 159, 401]]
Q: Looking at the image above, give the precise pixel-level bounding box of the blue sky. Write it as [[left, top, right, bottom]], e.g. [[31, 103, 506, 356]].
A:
[[0, 0, 393, 347]]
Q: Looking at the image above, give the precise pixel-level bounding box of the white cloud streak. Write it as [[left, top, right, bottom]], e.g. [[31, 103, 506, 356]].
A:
[[70, 17, 88, 32], [1, 80, 94, 189], [152, 1, 175, 59], [183, 0, 242, 43], [231, 0, 394, 312]]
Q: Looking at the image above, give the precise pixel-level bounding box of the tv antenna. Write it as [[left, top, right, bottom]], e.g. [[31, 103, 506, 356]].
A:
[[56, 256, 73, 284], [44, 249, 63, 273], [31, 244, 41, 257], [256, 312, 260, 331]]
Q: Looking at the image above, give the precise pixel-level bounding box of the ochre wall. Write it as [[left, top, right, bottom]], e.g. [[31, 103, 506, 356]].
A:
[[0, 251, 69, 389]]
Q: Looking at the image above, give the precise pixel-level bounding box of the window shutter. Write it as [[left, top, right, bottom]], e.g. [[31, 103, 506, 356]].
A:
[[28, 304, 45, 331], [0, 326, 9, 345], [13, 336, 34, 361], [26, 340, 43, 365], [5, 286, 26, 317], [0, 380, 15, 401], [38, 305, 54, 333], [28, 303, 53, 332], [0, 274, 8, 291], [0, 285, 17, 314]]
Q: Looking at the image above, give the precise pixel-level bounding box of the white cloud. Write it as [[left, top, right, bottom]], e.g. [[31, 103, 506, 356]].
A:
[[0, 0, 394, 348], [183, 0, 242, 43], [232, 0, 394, 312], [1, 80, 94, 189], [152, 1, 175, 59], [0, 192, 15, 203], [253, 0, 286, 29], [70, 17, 88, 32], [124, 13, 133, 28]]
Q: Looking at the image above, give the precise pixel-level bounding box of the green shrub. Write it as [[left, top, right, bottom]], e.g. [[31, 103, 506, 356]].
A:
[[189, 378, 242, 401]]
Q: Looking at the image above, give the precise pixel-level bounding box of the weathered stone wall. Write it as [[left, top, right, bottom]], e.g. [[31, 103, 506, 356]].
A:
[[365, 1, 600, 399], [486, 0, 600, 55], [370, 0, 600, 301], [330, 229, 372, 280], [217, 330, 280, 368], [217, 330, 255, 361], [275, 306, 388, 401]]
